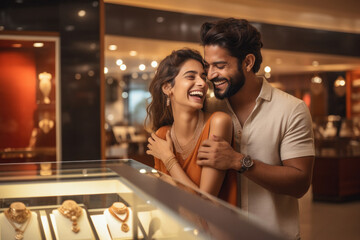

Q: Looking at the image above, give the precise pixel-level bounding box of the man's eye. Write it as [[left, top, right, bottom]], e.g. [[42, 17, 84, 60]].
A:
[[216, 65, 226, 69]]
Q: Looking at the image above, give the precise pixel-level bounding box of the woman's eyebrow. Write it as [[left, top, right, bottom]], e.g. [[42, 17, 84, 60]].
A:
[[183, 70, 197, 76]]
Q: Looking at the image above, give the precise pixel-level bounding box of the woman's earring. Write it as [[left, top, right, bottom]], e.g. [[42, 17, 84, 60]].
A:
[[166, 96, 170, 106]]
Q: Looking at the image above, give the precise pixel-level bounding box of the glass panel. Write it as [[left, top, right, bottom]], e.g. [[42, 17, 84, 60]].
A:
[[0, 35, 59, 164]]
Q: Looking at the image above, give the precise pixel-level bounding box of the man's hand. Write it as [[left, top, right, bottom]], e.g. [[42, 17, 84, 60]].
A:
[[197, 135, 241, 171]]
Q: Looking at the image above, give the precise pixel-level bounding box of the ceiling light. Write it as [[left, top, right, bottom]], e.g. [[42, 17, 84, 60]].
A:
[[78, 10, 86, 17], [33, 42, 44, 48], [151, 61, 158, 68], [264, 66, 271, 73], [129, 51, 137, 56], [108, 45, 117, 51], [311, 75, 322, 84], [312, 61, 319, 67], [120, 64, 127, 71], [334, 76, 346, 97], [122, 92, 128, 98], [139, 64, 146, 71], [116, 59, 123, 66], [156, 17, 164, 23], [104, 67, 108, 74]]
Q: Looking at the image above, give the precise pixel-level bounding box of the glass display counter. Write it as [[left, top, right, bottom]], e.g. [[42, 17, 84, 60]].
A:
[[0, 159, 283, 240]]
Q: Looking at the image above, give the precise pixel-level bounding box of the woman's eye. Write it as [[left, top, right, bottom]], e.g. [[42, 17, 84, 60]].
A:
[[186, 75, 195, 80]]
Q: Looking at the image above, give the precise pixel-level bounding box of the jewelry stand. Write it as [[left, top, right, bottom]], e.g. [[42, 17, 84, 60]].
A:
[[51, 209, 93, 240], [104, 208, 144, 239], [0, 212, 41, 240]]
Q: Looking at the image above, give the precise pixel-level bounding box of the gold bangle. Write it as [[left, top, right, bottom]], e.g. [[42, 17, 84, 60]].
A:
[[164, 155, 178, 171]]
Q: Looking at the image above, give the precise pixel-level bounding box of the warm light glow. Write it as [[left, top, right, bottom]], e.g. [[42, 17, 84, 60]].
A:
[[311, 75, 322, 84], [75, 73, 81, 80], [264, 72, 271, 79], [151, 60, 158, 68], [12, 43, 22, 48], [139, 64, 146, 71], [334, 76, 346, 87], [139, 169, 147, 174], [264, 66, 271, 73], [129, 51, 137, 56], [131, 72, 139, 79], [312, 61, 319, 67], [33, 42, 44, 48], [120, 64, 127, 71], [156, 16, 164, 23], [116, 59, 123, 66], [104, 67, 108, 74], [78, 10, 86, 17], [108, 45, 117, 51]]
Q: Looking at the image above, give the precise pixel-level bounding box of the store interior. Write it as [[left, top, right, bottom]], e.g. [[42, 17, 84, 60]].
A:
[[0, 0, 359, 239]]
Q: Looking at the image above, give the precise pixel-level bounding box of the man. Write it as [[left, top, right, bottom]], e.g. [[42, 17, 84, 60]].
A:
[[197, 18, 315, 240]]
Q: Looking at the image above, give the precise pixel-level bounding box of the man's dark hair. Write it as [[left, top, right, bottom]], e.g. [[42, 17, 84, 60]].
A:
[[200, 18, 263, 73]]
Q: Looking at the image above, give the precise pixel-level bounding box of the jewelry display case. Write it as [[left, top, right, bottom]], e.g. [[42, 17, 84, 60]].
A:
[[0, 159, 283, 240]]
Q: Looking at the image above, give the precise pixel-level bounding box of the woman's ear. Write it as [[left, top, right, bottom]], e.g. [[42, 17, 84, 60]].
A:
[[244, 54, 255, 72], [161, 82, 172, 95]]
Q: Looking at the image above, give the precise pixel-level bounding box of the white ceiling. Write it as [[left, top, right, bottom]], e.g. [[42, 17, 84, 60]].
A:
[[104, 0, 360, 76]]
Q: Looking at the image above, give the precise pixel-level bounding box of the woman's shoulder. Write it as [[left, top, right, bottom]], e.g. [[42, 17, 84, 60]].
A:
[[205, 111, 232, 125], [155, 125, 171, 137]]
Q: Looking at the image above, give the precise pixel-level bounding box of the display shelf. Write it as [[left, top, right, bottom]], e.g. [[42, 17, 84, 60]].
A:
[[0, 159, 283, 240]]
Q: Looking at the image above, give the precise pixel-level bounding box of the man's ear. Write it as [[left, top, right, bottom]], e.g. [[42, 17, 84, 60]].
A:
[[161, 82, 172, 95], [244, 54, 255, 72]]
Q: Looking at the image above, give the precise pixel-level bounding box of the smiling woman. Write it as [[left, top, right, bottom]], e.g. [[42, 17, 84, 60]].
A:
[[145, 48, 238, 205]]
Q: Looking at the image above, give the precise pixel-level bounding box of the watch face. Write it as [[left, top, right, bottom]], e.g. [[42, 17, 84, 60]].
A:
[[243, 156, 253, 168]]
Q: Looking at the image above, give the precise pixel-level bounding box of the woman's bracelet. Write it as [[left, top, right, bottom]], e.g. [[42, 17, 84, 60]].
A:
[[164, 155, 178, 171]]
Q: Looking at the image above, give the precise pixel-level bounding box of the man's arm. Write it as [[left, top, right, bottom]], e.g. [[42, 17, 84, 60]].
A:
[[197, 135, 314, 198]]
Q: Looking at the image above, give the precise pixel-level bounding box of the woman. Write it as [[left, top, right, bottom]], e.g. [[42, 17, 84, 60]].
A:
[[146, 49, 237, 205]]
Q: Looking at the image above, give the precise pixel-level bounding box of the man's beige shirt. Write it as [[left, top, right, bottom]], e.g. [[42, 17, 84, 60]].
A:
[[205, 77, 315, 239]]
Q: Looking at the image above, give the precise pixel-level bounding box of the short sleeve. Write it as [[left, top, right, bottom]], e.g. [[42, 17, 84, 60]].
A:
[[281, 102, 315, 160]]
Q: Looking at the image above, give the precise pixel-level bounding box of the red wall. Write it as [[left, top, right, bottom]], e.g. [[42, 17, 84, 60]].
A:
[[0, 51, 37, 148]]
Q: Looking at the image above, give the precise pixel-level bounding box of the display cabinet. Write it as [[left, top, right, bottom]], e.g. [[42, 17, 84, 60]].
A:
[[0, 159, 283, 240]]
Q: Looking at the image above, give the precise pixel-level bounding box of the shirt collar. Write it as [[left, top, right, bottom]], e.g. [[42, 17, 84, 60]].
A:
[[256, 76, 272, 102]]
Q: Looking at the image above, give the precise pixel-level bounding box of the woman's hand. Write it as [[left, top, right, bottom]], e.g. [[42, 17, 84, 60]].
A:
[[146, 130, 174, 162]]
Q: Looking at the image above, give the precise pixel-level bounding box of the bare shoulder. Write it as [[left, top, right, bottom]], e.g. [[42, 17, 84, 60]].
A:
[[210, 111, 232, 126]]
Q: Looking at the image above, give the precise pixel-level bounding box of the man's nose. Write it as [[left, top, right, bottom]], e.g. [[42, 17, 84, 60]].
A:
[[207, 66, 218, 80]]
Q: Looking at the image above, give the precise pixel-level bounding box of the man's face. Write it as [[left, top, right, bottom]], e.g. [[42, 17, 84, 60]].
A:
[[204, 45, 245, 99]]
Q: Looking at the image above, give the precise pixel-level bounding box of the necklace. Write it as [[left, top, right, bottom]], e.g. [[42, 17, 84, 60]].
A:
[[108, 202, 130, 232], [171, 111, 204, 160], [58, 200, 82, 233], [4, 202, 32, 240]]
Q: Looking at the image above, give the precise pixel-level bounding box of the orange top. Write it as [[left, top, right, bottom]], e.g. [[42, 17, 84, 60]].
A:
[[154, 113, 237, 206]]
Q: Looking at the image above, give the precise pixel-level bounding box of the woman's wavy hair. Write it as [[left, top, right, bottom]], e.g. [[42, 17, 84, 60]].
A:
[[145, 48, 204, 131], [200, 18, 263, 73]]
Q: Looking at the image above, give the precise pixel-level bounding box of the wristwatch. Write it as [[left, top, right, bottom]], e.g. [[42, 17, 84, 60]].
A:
[[238, 155, 253, 173]]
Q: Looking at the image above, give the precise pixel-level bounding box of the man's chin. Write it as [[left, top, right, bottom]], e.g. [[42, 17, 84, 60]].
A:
[[214, 90, 227, 100]]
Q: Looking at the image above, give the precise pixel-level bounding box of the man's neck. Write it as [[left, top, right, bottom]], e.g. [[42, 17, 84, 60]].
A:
[[228, 75, 263, 126]]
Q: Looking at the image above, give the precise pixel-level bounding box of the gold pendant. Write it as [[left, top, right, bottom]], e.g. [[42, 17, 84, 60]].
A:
[[121, 223, 129, 232], [15, 231, 24, 240], [72, 225, 80, 233]]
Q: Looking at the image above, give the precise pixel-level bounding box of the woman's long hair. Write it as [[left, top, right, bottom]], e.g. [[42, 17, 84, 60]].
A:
[[145, 48, 204, 132]]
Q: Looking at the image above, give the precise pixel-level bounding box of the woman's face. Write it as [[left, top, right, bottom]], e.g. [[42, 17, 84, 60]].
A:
[[170, 59, 208, 110]]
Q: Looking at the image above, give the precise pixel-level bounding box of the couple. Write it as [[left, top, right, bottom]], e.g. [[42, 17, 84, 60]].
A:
[[146, 18, 315, 240]]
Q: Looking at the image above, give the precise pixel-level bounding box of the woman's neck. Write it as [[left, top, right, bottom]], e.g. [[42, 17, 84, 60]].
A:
[[172, 108, 201, 144]]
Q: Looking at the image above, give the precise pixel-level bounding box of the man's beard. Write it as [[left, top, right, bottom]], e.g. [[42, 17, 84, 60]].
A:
[[213, 69, 245, 99]]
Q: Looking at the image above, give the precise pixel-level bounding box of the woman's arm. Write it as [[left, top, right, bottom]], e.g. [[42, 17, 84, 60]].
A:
[[147, 112, 233, 196], [198, 112, 233, 196]]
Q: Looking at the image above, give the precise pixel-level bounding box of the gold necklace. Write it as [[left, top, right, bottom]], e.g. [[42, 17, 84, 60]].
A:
[[4, 202, 32, 240], [58, 200, 82, 233], [171, 111, 204, 160], [108, 202, 130, 232]]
